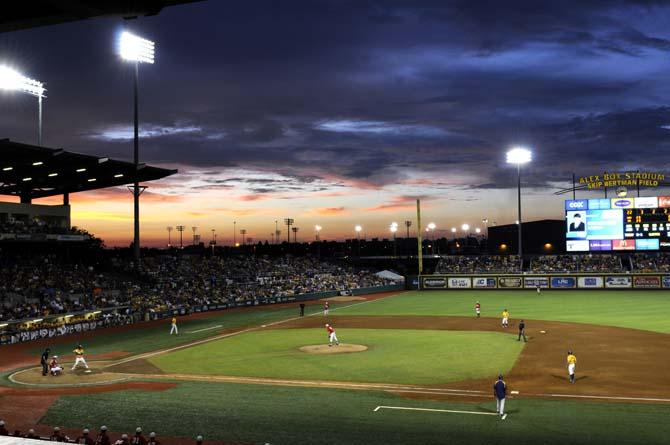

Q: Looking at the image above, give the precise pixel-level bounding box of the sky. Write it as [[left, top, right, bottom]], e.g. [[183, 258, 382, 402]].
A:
[[1, 0, 670, 247]]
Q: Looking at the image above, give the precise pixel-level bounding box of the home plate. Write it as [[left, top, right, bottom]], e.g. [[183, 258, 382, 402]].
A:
[[85, 370, 93, 373], [511, 390, 519, 395]]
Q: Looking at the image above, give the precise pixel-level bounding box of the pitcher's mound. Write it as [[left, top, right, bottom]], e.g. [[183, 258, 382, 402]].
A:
[[299, 344, 368, 354]]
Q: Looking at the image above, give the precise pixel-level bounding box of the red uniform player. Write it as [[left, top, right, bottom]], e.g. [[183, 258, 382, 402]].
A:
[[325, 323, 339, 346], [323, 301, 330, 316], [475, 301, 481, 318]]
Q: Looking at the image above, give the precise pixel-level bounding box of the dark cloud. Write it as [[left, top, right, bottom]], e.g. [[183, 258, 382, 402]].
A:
[[1, 0, 670, 196]]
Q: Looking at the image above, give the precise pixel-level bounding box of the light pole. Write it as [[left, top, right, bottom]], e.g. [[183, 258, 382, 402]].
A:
[[0, 66, 46, 145], [506, 147, 532, 258], [119, 31, 155, 267], [211, 228, 216, 253], [451, 227, 457, 239], [404, 220, 412, 238], [233, 221, 236, 246], [275, 220, 279, 244], [176, 225, 185, 249], [191, 226, 198, 246], [390, 223, 398, 257], [292, 227, 299, 243], [240, 229, 247, 245], [166, 226, 173, 247], [284, 218, 294, 243], [315, 225, 322, 241], [355, 225, 362, 256], [427, 222, 436, 255]]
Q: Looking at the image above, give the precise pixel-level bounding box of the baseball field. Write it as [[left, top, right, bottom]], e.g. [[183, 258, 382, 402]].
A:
[[2, 290, 670, 445]]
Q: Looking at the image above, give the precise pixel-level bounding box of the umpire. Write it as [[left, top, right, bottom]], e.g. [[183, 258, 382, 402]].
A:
[[40, 348, 50, 376], [518, 320, 527, 342]]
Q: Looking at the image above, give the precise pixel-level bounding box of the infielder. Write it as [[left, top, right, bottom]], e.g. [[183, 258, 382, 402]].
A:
[[474, 301, 481, 318], [501, 309, 510, 328], [567, 350, 577, 383], [325, 323, 339, 346], [493, 374, 507, 417], [323, 301, 330, 316], [72, 344, 89, 370], [170, 316, 178, 335]]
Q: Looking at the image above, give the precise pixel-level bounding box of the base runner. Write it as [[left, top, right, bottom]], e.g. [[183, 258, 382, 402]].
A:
[[325, 323, 339, 346], [475, 301, 481, 318], [567, 350, 577, 383], [170, 316, 178, 335], [72, 344, 89, 370]]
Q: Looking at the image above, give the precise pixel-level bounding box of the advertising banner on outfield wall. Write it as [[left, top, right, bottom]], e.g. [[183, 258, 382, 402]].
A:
[[473, 277, 497, 288], [551, 277, 576, 288], [663, 276, 670, 288], [578, 277, 604, 288], [524, 277, 549, 288], [448, 277, 472, 288], [605, 276, 632, 288], [422, 277, 447, 289], [632, 276, 661, 288], [498, 277, 523, 288]]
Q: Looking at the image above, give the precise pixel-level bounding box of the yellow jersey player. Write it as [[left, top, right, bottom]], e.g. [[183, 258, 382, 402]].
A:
[[501, 309, 510, 328], [567, 350, 577, 383], [170, 316, 178, 335], [71, 344, 89, 370]]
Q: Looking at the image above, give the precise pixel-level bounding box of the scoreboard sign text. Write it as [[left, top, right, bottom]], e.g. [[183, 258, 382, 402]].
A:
[[579, 171, 664, 189]]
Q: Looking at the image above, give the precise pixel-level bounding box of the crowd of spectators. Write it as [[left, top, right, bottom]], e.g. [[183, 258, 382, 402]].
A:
[[124, 255, 391, 315], [0, 255, 127, 323], [435, 255, 521, 273], [631, 253, 670, 272], [0, 421, 206, 444], [530, 255, 623, 273], [1, 255, 393, 328]]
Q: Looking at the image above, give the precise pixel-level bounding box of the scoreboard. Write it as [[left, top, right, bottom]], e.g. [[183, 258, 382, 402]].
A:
[[565, 196, 670, 251]]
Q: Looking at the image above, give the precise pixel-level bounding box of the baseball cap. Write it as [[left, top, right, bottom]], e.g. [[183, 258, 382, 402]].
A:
[[150, 432, 156, 438], [136, 427, 142, 433], [197, 435, 203, 441], [100, 426, 108, 431], [28, 429, 35, 434], [54, 427, 60, 432], [122, 434, 128, 439], [0, 420, 4, 426], [83, 428, 90, 434]]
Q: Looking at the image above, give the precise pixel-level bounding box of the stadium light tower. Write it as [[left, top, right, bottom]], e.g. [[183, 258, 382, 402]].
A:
[[284, 218, 294, 243], [506, 147, 532, 258], [355, 225, 363, 256], [118, 30, 155, 268], [166, 226, 173, 247], [315, 225, 322, 241], [0, 65, 46, 145], [390, 223, 398, 257]]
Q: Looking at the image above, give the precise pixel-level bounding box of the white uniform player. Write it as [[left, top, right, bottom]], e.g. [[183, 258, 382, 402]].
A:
[[325, 324, 339, 346], [323, 301, 330, 316]]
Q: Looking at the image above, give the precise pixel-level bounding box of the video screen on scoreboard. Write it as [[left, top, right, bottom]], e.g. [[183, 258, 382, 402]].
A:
[[564, 197, 670, 251]]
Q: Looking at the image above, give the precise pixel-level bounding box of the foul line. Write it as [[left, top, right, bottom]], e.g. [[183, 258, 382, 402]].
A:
[[373, 405, 499, 416], [535, 393, 670, 403], [186, 325, 223, 334]]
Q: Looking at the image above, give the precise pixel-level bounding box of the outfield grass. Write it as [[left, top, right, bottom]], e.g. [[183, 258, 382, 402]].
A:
[[33, 302, 346, 359], [336, 290, 670, 333], [149, 328, 524, 385], [40, 381, 670, 445]]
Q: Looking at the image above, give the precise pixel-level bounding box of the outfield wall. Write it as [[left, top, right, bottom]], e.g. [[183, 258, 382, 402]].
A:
[[410, 274, 670, 290]]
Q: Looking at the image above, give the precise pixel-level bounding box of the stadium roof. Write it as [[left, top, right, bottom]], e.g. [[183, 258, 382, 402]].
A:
[[0, 139, 177, 200], [0, 1, 201, 33]]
